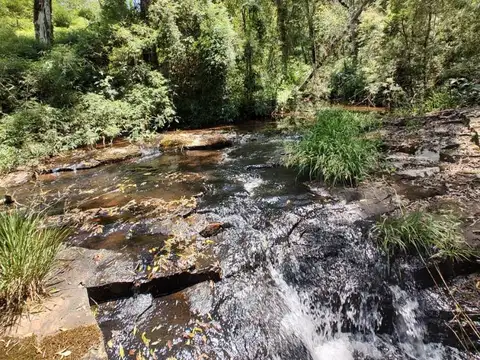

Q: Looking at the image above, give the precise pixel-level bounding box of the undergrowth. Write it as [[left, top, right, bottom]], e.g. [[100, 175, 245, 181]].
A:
[[284, 109, 381, 185], [0, 211, 70, 320], [374, 211, 474, 263]]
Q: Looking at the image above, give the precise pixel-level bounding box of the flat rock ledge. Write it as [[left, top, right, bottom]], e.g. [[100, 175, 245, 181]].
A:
[[0, 128, 235, 189], [158, 131, 233, 150], [3, 244, 221, 360]]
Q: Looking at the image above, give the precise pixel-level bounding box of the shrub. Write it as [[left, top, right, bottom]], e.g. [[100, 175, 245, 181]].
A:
[[24, 45, 89, 107], [0, 211, 70, 318], [53, 6, 73, 28], [373, 211, 475, 263], [77, 8, 95, 21], [422, 89, 458, 113], [284, 109, 381, 185]]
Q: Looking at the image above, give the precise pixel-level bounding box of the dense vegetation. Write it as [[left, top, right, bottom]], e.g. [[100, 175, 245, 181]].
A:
[[285, 109, 380, 185], [0, 211, 69, 320], [374, 211, 474, 263], [0, 0, 479, 172]]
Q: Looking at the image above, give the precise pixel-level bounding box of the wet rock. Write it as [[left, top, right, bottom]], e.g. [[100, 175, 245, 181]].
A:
[[87, 266, 221, 304], [421, 274, 480, 350], [199, 222, 226, 238], [3, 194, 15, 205], [159, 132, 233, 150], [0, 170, 32, 188], [38, 145, 142, 174]]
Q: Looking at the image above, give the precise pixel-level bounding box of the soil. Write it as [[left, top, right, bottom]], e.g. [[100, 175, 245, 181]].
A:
[[0, 325, 105, 360]]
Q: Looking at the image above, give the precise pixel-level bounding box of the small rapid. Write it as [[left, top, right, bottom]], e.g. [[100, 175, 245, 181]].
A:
[[15, 129, 478, 359]]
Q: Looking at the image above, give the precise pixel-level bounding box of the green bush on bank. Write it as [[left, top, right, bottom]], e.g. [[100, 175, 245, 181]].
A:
[[284, 109, 381, 185], [374, 211, 475, 263], [0, 211, 70, 318]]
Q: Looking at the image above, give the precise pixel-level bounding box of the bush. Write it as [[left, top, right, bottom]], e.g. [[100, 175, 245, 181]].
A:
[[53, 6, 73, 28], [0, 211, 70, 318], [422, 89, 458, 113], [373, 211, 475, 263], [284, 109, 381, 185], [24, 45, 90, 107], [77, 8, 95, 21]]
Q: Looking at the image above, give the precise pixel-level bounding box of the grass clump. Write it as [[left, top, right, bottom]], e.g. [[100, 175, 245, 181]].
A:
[[284, 109, 381, 185], [0, 211, 70, 318], [374, 211, 474, 262]]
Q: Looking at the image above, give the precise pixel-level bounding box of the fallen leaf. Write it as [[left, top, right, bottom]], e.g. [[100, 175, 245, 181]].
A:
[[129, 349, 136, 356], [107, 339, 114, 348], [167, 340, 173, 350], [119, 345, 125, 359], [141, 332, 151, 347], [56, 350, 71, 357]]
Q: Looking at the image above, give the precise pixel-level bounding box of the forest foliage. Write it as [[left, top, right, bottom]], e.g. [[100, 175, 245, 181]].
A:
[[0, 0, 479, 172]]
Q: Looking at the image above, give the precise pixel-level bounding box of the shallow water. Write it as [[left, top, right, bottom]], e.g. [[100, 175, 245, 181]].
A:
[[17, 129, 478, 359]]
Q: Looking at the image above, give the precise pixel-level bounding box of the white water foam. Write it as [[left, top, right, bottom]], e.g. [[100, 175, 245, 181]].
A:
[[270, 266, 382, 360], [236, 174, 265, 194]]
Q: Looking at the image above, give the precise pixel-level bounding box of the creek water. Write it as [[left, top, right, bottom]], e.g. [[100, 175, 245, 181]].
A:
[[19, 130, 477, 359]]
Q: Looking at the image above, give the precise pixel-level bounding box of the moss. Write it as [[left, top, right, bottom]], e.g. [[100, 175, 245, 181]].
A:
[[0, 325, 102, 360]]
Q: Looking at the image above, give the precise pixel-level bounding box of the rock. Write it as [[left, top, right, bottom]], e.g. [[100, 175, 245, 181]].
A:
[[397, 167, 440, 179], [3, 194, 15, 205], [0, 171, 32, 188], [159, 132, 233, 150], [199, 222, 226, 238], [37, 145, 142, 174], [4, 247, 110, 360], [94, 145, 142, 163]]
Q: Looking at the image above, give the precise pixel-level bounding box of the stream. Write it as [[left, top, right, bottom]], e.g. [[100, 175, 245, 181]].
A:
[[17, 128, 478, 360]]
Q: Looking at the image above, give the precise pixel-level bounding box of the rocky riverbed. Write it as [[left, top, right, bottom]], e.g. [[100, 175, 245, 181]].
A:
[[0, 109, 479, 360]]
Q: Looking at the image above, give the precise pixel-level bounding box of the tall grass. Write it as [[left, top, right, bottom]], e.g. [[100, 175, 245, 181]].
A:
[[284, 109, 381, 185], [374, 211, 475, 262], [0, 211, 70, 318]]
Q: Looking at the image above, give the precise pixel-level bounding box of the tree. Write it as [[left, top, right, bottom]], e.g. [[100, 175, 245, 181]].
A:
[[34, 0, 53, 45]]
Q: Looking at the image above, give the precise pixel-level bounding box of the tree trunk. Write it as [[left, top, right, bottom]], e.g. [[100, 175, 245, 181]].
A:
[[298, 0, 372, 92], [140, 0, 151, 18], [305, 0, 317, 64], [275, 0, 289, 74], [34, 0, 53, 45]]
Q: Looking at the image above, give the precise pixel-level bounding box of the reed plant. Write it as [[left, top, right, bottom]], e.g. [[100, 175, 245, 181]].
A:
[[284, 109, 381, 185], [0, 211, 70, 318]]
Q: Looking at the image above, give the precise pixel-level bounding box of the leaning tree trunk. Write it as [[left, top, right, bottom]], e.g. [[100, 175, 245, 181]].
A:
[[34, 0, 53, 45]]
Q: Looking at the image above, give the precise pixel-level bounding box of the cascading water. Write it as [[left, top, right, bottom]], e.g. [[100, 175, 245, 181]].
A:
[[22, 131, 478, 359]]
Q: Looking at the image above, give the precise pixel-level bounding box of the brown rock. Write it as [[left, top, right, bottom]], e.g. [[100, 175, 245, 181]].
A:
[[199, 223, 225, 238], [0, 171, 32, 188], [160, 132, 233, 151]]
